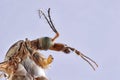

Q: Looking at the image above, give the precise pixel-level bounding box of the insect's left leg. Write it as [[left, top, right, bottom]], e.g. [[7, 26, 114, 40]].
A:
[[49, 43, 98, 70], [49, 43, 71, 54]]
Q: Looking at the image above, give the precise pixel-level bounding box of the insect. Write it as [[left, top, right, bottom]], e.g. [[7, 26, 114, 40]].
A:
[[0, 8, 98, 80], [0, 57, 33, 80], [38, 8, 98, 70], [0, 38, 53, 80]]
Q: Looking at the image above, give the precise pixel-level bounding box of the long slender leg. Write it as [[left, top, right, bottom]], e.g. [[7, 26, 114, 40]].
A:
[[49, 43, 98, 70], [38, 8, 59, 41]]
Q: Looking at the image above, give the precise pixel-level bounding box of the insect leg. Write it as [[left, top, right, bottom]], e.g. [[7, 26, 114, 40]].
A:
[[49, 43, 98, 70], [67, 47, 98, 70], [38, 8, 59, 41]]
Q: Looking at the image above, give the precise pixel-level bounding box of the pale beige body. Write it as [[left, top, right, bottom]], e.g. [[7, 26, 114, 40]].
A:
[[0, 60, 33, 80], [1, 40, 53, 80]]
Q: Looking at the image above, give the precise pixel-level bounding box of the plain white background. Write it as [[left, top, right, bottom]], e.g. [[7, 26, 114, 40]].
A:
[[0, 0, 120, 80]]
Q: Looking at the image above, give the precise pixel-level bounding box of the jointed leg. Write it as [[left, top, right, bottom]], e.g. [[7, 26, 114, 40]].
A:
[[32, 52, 54, 69], [38, 8, 59, 42], [49, 43, 98, 70]]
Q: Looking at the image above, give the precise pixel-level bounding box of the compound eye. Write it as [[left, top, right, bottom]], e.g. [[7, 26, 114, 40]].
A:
[[38, 37, 54, 50]]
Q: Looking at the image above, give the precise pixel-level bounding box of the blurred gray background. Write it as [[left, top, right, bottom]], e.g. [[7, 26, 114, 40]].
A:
[[0, 0, 120, 80]]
